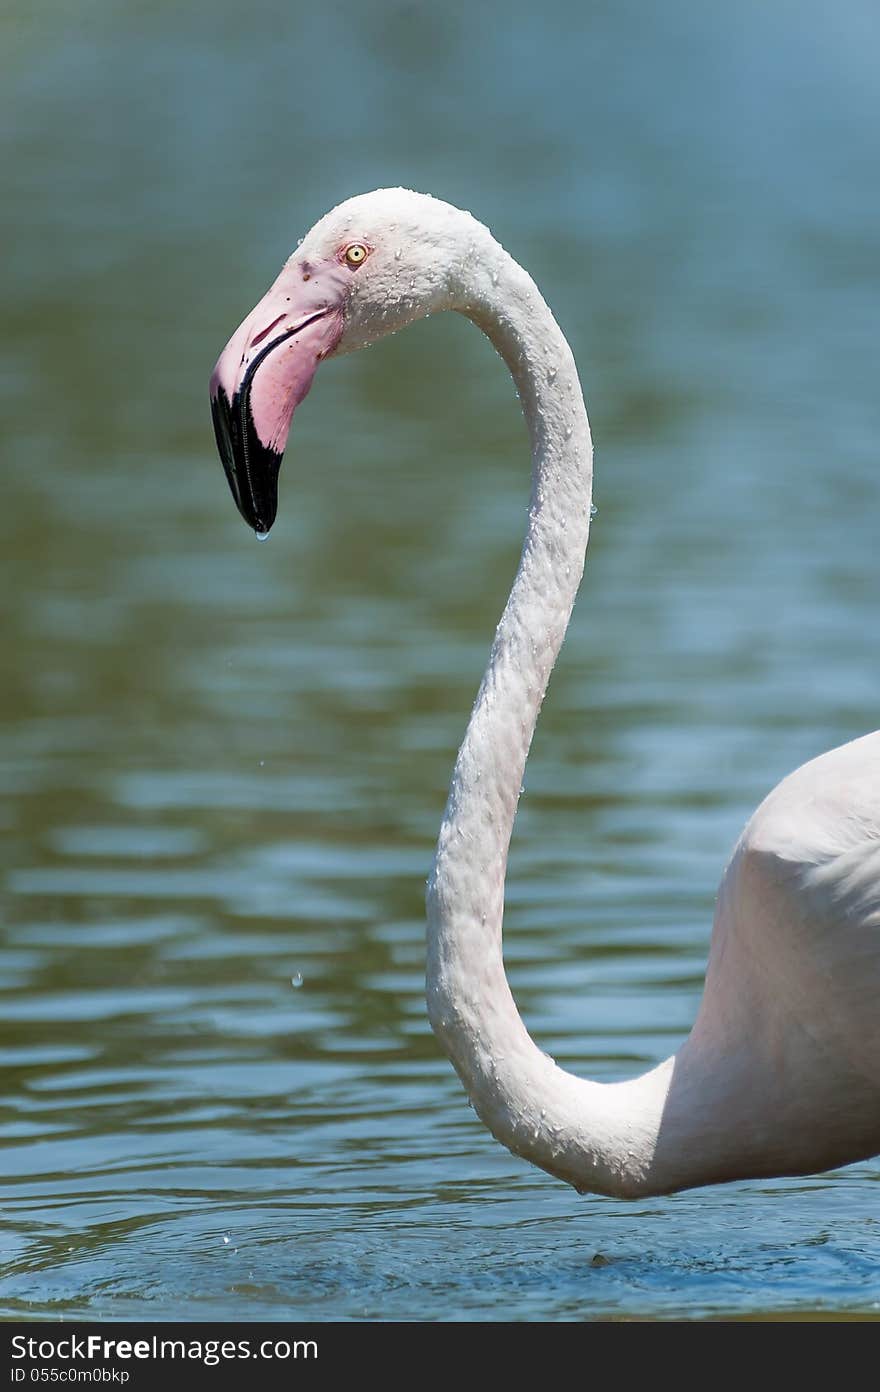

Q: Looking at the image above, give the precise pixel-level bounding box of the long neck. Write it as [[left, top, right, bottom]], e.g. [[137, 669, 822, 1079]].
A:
[[425, 241, 709, 1198], [429, 247, 596, 988]]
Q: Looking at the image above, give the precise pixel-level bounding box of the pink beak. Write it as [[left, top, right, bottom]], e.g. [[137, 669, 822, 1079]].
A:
[[210, 256, 349, 534]]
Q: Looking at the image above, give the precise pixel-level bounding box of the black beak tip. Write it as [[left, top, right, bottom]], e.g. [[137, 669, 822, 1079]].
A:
[[210, 384, 282, 535], [239, 439, 281, 535], [251, 488, 278, 537]]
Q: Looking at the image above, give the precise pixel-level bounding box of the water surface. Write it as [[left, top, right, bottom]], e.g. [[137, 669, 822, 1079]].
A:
[[1, 0, 878, 1320]]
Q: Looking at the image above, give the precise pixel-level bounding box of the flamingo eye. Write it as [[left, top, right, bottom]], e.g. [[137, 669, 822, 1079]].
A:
[[344, 243, 369, 267]]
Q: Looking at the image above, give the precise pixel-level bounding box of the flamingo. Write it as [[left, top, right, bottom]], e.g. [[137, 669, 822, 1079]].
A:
[[210, 188, 880, 1198]]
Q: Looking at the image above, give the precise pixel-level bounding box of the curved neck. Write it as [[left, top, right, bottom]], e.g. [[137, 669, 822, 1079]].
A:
[[422, 236, 880, 1198], [431, 246, 595, 948], [425, 243, 687, 1198]]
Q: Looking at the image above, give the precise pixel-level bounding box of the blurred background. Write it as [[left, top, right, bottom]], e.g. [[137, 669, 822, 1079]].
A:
[[0, 0, 878, 1320]]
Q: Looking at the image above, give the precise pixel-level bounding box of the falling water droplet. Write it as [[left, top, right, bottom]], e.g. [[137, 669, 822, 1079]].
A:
[[590, 503, 598, 518], [255, 530, 270, 542], [291, 972, 304, 989], [259, 759, 265, 768], [222, 1234, 230, 1246]]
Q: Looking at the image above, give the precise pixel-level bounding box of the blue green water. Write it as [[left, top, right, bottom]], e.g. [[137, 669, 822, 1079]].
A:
[[1, 0, 878, 1320]]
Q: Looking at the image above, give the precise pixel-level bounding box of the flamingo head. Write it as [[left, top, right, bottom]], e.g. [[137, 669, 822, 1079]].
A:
[[210, 188, 481, 535]]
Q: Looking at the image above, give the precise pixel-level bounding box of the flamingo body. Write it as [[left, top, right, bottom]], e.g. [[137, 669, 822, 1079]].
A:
[[210, 189, 880, 1196]]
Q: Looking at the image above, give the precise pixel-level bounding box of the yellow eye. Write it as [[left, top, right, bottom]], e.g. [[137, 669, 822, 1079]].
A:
[[344, 243, 368, 267]]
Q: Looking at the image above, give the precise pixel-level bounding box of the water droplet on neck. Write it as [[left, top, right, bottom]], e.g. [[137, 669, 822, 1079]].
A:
[[564, 425, 573, 440], [590, 502, 598, 518], [255, 529, 271, 542], [394, 247, 402, 260], [548, 365, 557, 382]]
